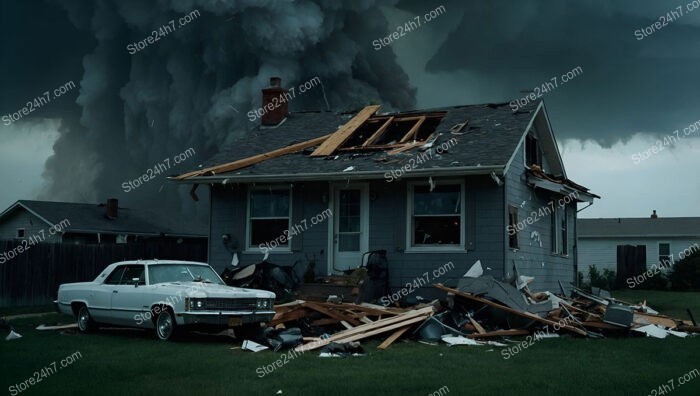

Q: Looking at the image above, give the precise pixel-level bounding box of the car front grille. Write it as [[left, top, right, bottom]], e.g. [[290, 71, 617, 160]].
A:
[[203, 298, 259, 311]]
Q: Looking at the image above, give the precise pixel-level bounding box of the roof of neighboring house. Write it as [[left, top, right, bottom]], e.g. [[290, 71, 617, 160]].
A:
[[578, 217, 700, 238], [175, 100, 543, 182], [0, 200, 207, 238]]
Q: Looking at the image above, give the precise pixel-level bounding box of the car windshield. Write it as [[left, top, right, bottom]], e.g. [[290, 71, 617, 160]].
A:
[[148, 264, 224, 285]]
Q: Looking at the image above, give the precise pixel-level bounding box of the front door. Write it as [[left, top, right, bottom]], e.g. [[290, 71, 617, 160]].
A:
[[330, 184, 369, 273]]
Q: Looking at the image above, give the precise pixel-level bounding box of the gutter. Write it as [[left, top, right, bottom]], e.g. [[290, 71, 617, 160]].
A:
[[168, 165, 506, 184]]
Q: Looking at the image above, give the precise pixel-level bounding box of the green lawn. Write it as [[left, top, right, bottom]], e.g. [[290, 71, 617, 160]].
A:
[[612, 289, 700, 320], [2, 293, 700, 396]]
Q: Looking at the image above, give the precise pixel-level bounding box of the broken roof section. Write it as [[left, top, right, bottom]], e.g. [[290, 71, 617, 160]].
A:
[[173, 100, 594, 203]]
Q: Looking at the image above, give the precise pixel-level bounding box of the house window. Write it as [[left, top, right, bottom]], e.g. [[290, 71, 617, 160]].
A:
[[248, 187, 291, 249], [551, 203, 568, 255], [16, 228, 25, 239], [659, 243, 671, 266], [525, 133, 541, 167], [508, 205, 519, 249], [409, 182, 463, 248]]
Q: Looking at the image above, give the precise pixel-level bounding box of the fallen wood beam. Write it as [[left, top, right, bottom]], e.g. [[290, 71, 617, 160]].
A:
[[433, 283, 588, 336], [310, 105, 381, 156], [176, 134, 332, 179], [633, 313, 678, 329], [329, 315, 427, 346], [303, 301, 362, 326], [377, 325, 412, 349], [294, 306, 434, 352]]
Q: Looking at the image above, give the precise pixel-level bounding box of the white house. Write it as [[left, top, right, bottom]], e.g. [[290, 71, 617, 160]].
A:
[[577, 212, 700, 281]]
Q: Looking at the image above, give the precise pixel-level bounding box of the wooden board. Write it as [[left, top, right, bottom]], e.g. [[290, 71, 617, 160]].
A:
[[466, 329, 530, 339], [362, 116, 394, 147], [633, 313, 678, 328], [399, 116, 425, 143], [310, 105, 381, 156], [433, 283, 588, 336], [469, 316, 486, 334], [176, 134, 332, 179], [377, 325, 412, 349], [303, 301, 362, 326], [294, 306, 434, 352]]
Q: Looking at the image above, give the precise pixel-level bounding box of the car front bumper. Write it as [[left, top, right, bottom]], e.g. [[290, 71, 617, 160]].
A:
[[177, 310, 275, 327]]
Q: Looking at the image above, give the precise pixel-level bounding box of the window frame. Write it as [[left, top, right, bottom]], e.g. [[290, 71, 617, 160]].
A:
[[508, 205, 519, 249], [15, 228, 25, 239], [550, 202, 569, 256], [525, 132, 542, 168], [658, 242, 671, 266], [405, 179, 465, 252], [246, 185, 293, 253]]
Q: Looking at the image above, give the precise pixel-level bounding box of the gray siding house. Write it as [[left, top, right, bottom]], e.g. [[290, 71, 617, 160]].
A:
[[0, 199, 207, 245], [578, 215, 700, 281], [174, 79, 597, 292]]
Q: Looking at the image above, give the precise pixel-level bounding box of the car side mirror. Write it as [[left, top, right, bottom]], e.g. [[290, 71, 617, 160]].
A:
[[132, 277, 140, 287]]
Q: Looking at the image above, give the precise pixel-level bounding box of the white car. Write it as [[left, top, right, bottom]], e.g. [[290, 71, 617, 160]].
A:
[[56, 260, 276, 340]]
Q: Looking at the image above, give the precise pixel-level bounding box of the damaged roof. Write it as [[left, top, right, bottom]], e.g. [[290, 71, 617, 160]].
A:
[[0, 200, 207, 238], [174, 100, 544, 183]]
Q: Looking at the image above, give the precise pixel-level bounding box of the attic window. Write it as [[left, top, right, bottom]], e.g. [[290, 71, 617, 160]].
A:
[[16, 228, 25, 239], [525, 133, 541, 167]]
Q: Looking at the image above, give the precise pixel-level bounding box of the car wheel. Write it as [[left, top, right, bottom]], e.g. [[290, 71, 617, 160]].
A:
[[155, 309, 178, 341], [77, 305, 96, 333]]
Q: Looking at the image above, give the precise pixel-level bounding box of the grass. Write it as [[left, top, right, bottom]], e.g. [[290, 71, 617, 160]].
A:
[[1, 293, 700, 396], [612, 289, 700, 319], [0, 304, 55, 317]]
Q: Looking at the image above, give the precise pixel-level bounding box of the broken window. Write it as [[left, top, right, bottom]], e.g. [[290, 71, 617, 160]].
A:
[[525, 133, 541, 167], [508, 206, 519, 249], [659, 243, 671, 265], [410, 183, 462, 247], [248, 187, 291, 249]]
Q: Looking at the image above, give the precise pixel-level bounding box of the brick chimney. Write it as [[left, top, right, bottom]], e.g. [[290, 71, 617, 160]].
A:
[[261, 77, 288, 125], [106, 198, 118, 219], [651, 210, 658, 219]]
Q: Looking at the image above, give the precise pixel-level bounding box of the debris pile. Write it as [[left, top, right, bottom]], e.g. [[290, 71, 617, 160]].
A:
[[266, 261, 699, 352]]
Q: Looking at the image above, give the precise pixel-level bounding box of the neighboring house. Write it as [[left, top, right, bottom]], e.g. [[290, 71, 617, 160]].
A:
[[0, 199, 207, 245], [173, 78, 598, 292], [578, 214, 700, 281]]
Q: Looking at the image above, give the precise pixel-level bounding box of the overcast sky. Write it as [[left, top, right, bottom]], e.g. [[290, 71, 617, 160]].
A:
[[1, 0, 699, 218]]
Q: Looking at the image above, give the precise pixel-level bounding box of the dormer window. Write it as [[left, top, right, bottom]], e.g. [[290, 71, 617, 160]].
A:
[[525, 132, 541, 167]]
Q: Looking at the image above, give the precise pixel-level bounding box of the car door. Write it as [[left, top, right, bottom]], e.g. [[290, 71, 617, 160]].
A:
[[109, 265, 148, 326], [90, 265, 126, 323]]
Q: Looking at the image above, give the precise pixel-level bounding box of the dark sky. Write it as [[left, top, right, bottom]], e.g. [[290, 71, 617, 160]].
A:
[[1, 0, 698, 218]]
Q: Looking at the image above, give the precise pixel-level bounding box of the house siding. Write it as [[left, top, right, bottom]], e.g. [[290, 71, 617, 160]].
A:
[[209, 175, 506, 299], [578, 236, 700, 279], [0, 209, 61, 243], [504, 139, 577, 291]]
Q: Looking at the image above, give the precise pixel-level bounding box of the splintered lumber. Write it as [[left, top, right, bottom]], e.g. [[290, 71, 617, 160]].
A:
[[387, 140, 425, 155], [302, 301, 363, 326], [434, 283, 588, 336], [469, 316, 486, 334], [465, 329, 530, 339], [176, 134, 332, 179], [310, 105, 381, 156], [377, 325, 413, 349], [294, 306, 434, 352]]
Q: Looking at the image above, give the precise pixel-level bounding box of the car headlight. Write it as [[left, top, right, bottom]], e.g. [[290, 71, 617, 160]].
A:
[[186, 298, 205, 311], [256, 299, 271, 309]]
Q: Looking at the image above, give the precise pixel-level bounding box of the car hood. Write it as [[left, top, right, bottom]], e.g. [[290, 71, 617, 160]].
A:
[[152, 282, 275, 299]]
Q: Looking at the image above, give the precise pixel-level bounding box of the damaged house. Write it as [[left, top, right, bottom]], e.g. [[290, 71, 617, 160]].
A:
[[173, 78, 598, 294]]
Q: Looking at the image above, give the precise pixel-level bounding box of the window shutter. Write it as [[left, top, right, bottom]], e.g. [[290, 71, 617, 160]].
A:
[[394, 186, 407, 252], [465, 189, 476, 250], [291, 185, 303, 251]]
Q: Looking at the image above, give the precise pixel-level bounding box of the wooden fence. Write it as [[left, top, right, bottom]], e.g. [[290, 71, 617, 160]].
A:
[[0, 240, 207, 307]]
